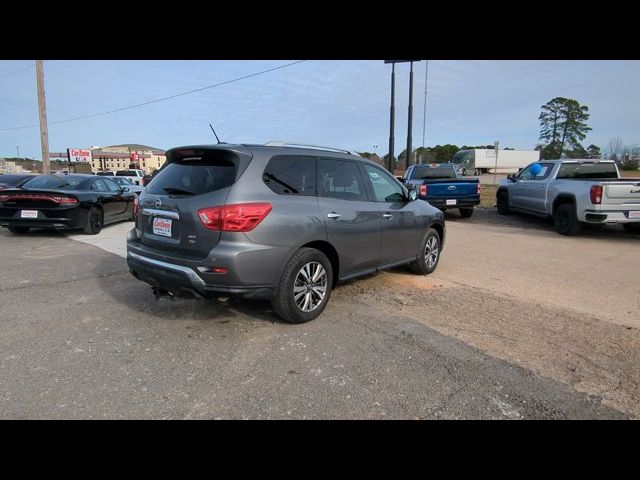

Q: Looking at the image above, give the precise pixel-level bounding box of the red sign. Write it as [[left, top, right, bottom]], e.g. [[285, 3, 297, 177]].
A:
[[131, 153, 139, 161]]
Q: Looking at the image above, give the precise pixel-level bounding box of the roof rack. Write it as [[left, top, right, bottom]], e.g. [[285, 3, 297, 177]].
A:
[[264, 141, 353, 155]]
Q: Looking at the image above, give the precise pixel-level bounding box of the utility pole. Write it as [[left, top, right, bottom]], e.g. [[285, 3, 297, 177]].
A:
[[406, 61, 414, 171], [421, 60, 429, 163], [16, 146, 20, 159], [493, 140, 499, 186], [36, 60, 50, 174], [388, 63, 396, 173]]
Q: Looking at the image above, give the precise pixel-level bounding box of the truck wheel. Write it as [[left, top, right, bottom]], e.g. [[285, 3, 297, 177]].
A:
[[554, 203, 581, 236], [410, 228, 441, 275], [8, 226, 30, 234], [459, 208, 474, 218], [496, 190, 510, 215], [623, 224, 640, 234], [461, 168, 467, 176], [271, 248, 333, 324], [474, 169, 481, 176]]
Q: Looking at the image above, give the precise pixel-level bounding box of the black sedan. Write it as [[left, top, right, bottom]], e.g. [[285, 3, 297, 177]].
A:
[[0, 173, 35, 190], [0, 174, 136, 235]]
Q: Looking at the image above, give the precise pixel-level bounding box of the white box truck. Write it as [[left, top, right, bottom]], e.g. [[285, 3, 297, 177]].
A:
[[452, 149, 540, 176]]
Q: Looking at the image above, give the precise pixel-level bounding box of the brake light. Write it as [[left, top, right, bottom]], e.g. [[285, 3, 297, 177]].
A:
[[197, 203, 272, 232], [477, 183, 481, 194], [590, 185, 603, 204], [133, 196, 139, 216], [420, 184, 428, 197], [0, 193, 77, 204]]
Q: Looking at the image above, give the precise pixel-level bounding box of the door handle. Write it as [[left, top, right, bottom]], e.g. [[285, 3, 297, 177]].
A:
[[383, 213, 393, 219], [327, 212, 342, 219]]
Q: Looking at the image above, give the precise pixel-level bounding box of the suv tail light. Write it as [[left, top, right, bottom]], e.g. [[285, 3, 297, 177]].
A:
[[133, 196, 139, 216], [419, 184, 428, 197], [197, 203, 272, 232], [590, 185, 603, 204], [477, 183, 481, 194]]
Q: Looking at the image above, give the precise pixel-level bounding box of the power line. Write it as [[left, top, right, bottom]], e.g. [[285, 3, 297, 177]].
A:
[[0, 62, 36, 79], [0, 60, 307, 132]]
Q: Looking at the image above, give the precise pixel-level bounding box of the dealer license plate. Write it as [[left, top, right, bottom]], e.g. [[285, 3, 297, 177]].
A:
[[628, 211, 640, 219], [152, 217, 172, 237], [21, 210, 38, 218], [446, 199, 457, 206]]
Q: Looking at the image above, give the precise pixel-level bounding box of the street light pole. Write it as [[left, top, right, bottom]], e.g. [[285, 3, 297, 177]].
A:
[[388, 63, 395, 173], [16, 146, 20, 159], [406, 61, 414, 171]]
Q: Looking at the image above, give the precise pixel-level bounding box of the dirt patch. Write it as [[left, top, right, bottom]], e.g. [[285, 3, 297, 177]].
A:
[[336, 274, 640, 418]]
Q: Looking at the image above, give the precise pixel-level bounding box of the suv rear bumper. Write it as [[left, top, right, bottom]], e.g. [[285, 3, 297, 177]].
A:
[[126, 228, 283, 300], [127, 251, 276, 300]]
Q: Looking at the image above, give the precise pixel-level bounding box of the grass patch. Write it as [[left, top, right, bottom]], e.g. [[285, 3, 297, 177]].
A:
[[479, 183, 498, 208]]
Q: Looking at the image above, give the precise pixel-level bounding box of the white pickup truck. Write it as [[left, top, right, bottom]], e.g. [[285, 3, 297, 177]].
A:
[[496, 159, 640, 235], [97, 169, 145, 186]]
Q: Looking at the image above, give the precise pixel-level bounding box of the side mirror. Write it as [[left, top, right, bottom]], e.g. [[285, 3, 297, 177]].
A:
[[122, 186, 130, 192], [507, 174, 517, 182], [396, 176, 405, 183], [408, 189, 418, 201]]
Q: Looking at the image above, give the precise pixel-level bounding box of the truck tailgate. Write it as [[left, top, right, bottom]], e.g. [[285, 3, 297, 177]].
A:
[[424, 180, 478, 198], [603, 181, 640, 206]]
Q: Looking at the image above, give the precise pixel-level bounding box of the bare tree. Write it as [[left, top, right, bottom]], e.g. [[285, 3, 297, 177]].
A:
[[608, 137, 624, 162]]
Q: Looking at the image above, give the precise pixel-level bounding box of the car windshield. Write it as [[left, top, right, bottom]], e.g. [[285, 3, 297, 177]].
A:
[[21, 175, 89, 190], [412, 165, 456, 179]]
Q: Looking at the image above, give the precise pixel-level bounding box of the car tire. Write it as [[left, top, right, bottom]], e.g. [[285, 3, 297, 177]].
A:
[[459, 208, 474, 218], [410, 227, 441, 275], [554, 203, 581, 236], [271, 248, 333, 324], [8, 226, 30, 234], [461, 168, 467, 176], [623, 223, 640, 234], [83, 207, 103, 235], [496, 190, 510, 215]]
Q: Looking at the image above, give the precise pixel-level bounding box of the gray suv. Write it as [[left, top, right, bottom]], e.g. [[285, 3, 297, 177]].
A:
[[126, 143, 445, 323]]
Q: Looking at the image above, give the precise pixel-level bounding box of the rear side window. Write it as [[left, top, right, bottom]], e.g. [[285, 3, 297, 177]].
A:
[[557, 163, 618, 179], [146, 155, 237, 196], [263, 155, 315, 196], [317, 158, 368, 201]]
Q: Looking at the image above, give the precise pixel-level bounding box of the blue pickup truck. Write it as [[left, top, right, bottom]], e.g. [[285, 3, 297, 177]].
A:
[[401, 164, 481, 218]]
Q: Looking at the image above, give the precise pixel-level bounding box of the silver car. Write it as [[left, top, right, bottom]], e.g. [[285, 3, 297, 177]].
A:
[[126, 143, 445, 323]]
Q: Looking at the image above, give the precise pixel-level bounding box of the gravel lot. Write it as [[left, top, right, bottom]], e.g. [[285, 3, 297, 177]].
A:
[[1, 208, 638, 419]]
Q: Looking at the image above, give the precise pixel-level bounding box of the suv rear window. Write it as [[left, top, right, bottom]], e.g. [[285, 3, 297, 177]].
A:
[[146, 155, 237, 196], [263, 155, 315, 196], [116, 170, 140, 176], [557, 163, 618, 179]]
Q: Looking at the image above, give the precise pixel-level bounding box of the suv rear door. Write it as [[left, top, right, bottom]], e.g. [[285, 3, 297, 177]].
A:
[[316, 157, 381, 275], [137, 146, 252, 258]]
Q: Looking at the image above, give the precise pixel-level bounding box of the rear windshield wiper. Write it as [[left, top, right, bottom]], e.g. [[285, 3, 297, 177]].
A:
[[163, 187, 196, 195], [263, 173, 299, 193]]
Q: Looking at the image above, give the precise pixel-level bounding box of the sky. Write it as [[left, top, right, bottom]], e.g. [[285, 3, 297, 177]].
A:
[[1, 60, 639, 159]]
